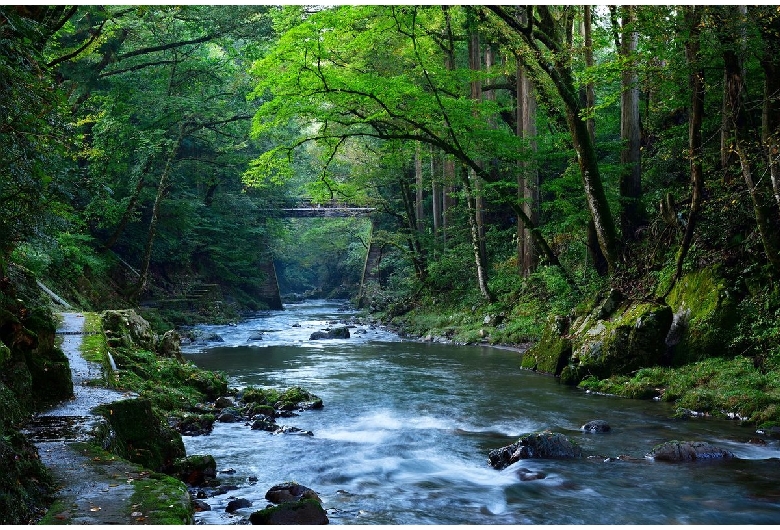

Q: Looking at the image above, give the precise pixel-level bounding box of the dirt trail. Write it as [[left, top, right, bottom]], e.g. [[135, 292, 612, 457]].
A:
[[25, 312, 161, 525]]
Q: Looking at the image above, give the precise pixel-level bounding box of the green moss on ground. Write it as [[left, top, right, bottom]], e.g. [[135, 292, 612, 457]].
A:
[[579, 356, 780, 426]]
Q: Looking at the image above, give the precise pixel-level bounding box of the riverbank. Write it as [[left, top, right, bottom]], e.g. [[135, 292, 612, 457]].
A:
[[375, 289, 780, 432]]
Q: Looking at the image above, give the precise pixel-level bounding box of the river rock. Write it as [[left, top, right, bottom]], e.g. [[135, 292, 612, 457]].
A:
[[192, 499, 211, 512], [172, 454, 217, 486], [216, 412, 238, 423], [309, 326, 350, 340], [215, 396, 234, 408], [516, 467, 547, 481], [488, 431, 582, 470], [226, 498, 252, 513], [158, 329, 185, 361], [265, 482, 322, 504], [249, 499, 328, 525], [648, 441, 736, 462], [251, 416, 277, 432], [581, 420, 611, 433]]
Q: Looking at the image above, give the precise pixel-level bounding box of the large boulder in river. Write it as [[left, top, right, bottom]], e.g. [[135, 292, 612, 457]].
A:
[[92, 397, 186, 473], [309, 326, 350, 340], [265, 482, 322, 504], [488, 431, 582, 470], [249, 499, 328, 525], [172, 454, 217, 486], [648, 441, 736, 462]]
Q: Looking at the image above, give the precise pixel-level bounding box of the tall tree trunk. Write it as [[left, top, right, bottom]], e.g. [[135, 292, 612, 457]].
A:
[[461, 167, 493, 301], [516, 59, 539, 277], [584, 5, 596, 143], [584, 5, 606, 273], [618, 5, 643, 239], [663, 6, 704, 298], [399, 176, 428, 281], [468, 29, 488, 271], [723, 8, 780, 273]]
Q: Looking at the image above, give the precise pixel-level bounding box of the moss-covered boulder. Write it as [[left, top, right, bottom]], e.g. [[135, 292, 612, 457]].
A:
[[664, 267, 739, 365], [0, 429, 56, 524], [101, 309, 157, 351], [521, 315, 571, 375], [93, 398, 185, 473], [172, 454, 216, 486], [560, 299, 672, 385]]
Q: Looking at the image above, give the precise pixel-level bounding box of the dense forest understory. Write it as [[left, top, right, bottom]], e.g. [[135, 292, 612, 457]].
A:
[[2, 5, 780, 524]]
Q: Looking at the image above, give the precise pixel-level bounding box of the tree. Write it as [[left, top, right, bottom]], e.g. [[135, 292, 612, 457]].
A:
[[487, 6, 620, 275], [246, 5, 540, 299]]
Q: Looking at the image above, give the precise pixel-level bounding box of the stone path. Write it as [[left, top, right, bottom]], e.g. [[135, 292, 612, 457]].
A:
[[24, 312, 154, 525]]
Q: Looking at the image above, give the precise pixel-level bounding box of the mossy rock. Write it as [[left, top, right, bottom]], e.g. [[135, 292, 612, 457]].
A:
[[564, 301, 673, 385], [0, 430, 56, 524], [100, 309, 157, 351], [521, 315, 571, 375], [171, 454, 216, 486], [664, 267, 739, 365], [93, 398, 185, 473]]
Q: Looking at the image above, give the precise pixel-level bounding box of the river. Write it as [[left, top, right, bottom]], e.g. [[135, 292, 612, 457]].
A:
[[182, 299, 780, 525]]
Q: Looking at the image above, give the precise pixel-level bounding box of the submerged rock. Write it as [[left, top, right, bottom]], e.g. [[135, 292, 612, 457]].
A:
[[488, 430, 582, 470], [648, 441, 736, 462], [225, 498, 252, 513], [581, 420, 611, 433]]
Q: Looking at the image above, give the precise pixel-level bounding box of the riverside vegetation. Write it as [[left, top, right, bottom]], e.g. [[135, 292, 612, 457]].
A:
[[2, 5, 780, 524]]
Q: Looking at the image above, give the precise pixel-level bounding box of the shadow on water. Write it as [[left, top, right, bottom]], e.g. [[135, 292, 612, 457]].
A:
[[182, 299, 780, 525]]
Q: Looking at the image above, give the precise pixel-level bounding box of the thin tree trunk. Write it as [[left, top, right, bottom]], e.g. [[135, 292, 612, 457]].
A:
[[462, 167, 493, 301], [431, 146, 442, 237], [131, 125, 186, 299], [415, 142, 424, 232], [663, 6, 704, 299], [757, 5, 780, 209], [516, 61, 538, 277], [584, 5, 605, 272], [468, 30, 488, 270]]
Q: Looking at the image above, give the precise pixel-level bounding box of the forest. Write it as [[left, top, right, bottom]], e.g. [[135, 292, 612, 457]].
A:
[[2, 4, 780, 521]]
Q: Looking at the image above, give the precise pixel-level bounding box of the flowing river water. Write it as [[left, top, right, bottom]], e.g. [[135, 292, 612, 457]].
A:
[[182, 299, 780, 525]]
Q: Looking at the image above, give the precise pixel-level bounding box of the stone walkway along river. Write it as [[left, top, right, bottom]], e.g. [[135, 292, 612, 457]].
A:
[[23, 312, 183, 525]]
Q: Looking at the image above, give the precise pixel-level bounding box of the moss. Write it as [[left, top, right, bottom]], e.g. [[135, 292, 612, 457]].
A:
[[521, 315, 571, 374], [130, 472, 193, 524], [664, 266, 739, 365]]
